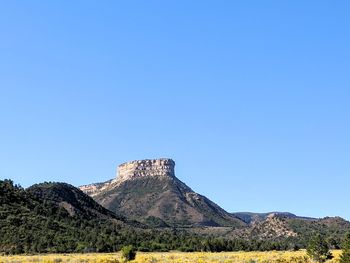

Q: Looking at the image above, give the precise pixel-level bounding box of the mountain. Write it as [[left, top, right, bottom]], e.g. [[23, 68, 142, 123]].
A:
[[1, 172, 350, 254], [3, 179, 228, 254], [80, 158, 245, 228], [232, 212, 314, 224], [1, 179, 289, 254]]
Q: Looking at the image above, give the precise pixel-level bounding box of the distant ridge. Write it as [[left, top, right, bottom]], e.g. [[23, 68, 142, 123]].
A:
[[232, 212, 315, 224]]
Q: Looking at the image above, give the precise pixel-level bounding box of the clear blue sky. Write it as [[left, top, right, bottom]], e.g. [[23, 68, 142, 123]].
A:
[[1, 1, 349, 220]]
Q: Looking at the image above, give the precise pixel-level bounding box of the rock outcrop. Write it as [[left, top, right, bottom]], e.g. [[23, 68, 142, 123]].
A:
[[117, 158, 175, 183], [80, 179, 116, 197]]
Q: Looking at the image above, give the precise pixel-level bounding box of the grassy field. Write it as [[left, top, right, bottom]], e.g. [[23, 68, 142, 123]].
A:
[[0, 250, 342, 263]]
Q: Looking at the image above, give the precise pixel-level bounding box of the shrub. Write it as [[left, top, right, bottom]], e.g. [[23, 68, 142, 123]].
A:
[[306, 234, 333, 263], [340, 232, 350, 263], [121, 245, 136, 262]]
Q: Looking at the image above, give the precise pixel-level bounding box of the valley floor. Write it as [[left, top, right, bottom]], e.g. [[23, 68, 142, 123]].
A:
[[0, 250, 341, 263], [0, 250, 342, 263]]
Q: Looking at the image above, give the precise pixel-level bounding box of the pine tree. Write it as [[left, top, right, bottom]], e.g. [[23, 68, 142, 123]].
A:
[[340, 233, 350, 263], [307, 234, 333, 263]]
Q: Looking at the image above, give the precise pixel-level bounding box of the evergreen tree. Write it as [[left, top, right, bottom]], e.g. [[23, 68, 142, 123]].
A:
[[307, 234, 333, 263], [340, 233, 350, 263]]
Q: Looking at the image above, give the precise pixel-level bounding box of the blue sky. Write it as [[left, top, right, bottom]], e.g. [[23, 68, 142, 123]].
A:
[[0, 1, 349, 219]]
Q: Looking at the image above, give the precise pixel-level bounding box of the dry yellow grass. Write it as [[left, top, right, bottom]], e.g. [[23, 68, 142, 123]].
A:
[[0, 250, 342, 263]]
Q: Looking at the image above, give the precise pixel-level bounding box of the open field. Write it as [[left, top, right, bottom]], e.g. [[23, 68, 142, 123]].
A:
[[0, 250, 342, 263]]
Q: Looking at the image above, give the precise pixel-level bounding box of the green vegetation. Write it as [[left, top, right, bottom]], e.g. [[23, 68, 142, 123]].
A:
[[0, 179, 348, 255], [340, 233, 350, 263], [286, 217, 348, 249], [0, 179, 299, 254], [121, 245, 136, 262], [307, 234, 333, 262], [91, 176, 245, 228]]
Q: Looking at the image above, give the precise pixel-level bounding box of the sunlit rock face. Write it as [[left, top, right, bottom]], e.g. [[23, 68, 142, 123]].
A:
[[117, 158, 175, 182]]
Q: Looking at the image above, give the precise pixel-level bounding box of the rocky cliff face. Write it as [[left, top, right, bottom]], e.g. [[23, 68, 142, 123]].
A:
[[79, 179, 115, 197], [117, 158, 175, 182]]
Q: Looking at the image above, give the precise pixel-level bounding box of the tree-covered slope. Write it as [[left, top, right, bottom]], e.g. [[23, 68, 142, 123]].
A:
[[85, 175, 245, 228], [0, 180, 144, 254], [27, 182, 122, 220]]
